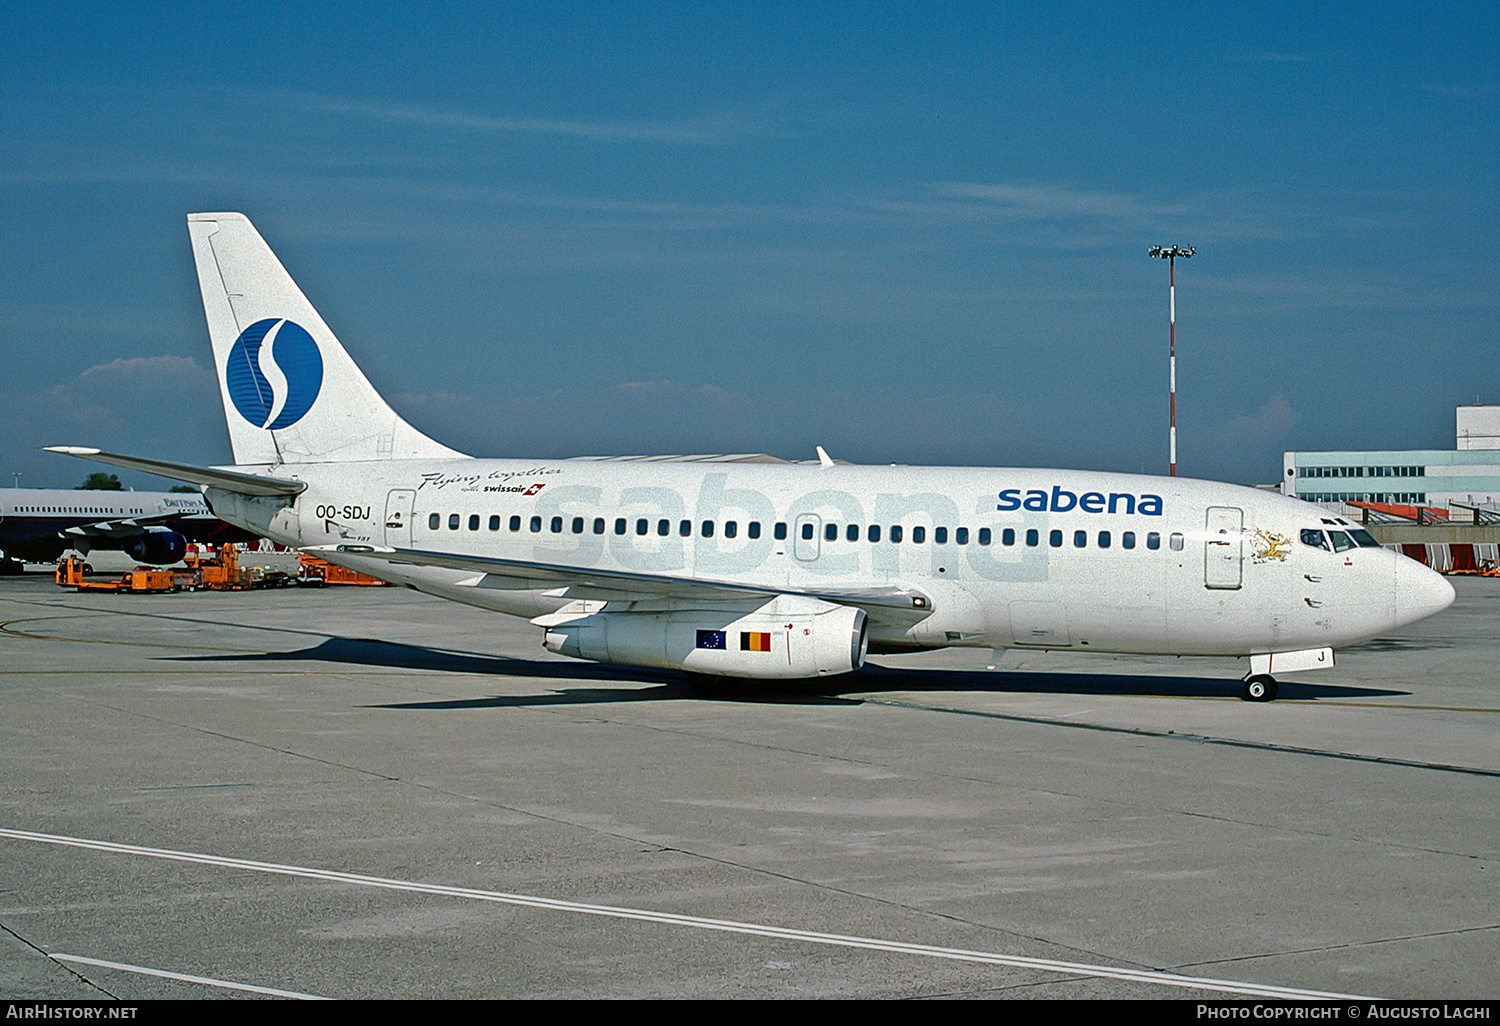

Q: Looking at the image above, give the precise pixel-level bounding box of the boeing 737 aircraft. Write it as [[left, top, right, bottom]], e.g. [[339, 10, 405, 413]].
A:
[[48, 213, 1455, 700], [0, 487, 248, 572]]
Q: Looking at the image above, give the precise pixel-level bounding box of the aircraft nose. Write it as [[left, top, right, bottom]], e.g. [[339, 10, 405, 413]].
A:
[[1392, 555, 1455, 628]]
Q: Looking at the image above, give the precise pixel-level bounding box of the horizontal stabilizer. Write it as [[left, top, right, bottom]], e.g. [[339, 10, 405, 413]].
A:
[[43, 447, 306, 497]]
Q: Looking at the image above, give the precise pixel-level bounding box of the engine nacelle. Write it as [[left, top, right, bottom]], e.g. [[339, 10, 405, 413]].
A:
[[542, 600, 868, 679], [124, 530, 187, 566]]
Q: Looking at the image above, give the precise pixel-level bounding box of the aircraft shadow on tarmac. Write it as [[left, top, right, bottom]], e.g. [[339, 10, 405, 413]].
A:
[[167, 635, 1411, 708]]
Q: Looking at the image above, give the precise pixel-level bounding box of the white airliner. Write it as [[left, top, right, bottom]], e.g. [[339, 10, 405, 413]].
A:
[[48, 213, 1455, 700], [0, 487, 247, 570]]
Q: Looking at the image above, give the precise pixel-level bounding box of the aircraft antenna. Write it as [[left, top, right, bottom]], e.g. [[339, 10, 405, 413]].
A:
[[1149, 245, 1195, 476]]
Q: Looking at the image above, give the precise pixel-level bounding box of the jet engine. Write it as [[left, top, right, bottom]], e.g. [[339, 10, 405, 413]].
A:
[[542, 600, 868, 679], [123, 530, 187, 566]]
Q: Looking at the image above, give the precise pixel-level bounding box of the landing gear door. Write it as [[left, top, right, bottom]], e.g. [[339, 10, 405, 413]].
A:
[[1205, 506, 1243, 590], [384, 490, 416, 548]]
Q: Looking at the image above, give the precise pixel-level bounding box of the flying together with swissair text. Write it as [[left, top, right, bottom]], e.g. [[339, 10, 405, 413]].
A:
[[49, 214, 1455, 701]]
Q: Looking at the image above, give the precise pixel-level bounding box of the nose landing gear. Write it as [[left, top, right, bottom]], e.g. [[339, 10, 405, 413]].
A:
[[1243, 674, 1279, 702]]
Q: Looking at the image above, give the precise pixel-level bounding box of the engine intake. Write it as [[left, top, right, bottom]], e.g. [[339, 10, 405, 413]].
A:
[[124, 530, 187, 566]]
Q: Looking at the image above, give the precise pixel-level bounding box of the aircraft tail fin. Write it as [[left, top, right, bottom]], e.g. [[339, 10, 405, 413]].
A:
[[187, 212, 466, 466]]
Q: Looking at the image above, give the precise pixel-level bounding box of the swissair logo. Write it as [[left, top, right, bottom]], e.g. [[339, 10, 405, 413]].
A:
[[522, 483, 546, 496]]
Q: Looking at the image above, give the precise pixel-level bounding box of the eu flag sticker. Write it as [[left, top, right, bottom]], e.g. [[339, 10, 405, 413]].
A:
[[696, 630, 727, 650]]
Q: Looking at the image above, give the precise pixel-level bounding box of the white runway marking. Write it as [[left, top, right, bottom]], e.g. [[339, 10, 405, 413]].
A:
[[50, 953, 328, 999], [4, 827, 1375, 1000]]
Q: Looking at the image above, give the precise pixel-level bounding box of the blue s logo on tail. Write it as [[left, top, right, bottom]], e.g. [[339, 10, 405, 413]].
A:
[[226, 319, 324, 429]]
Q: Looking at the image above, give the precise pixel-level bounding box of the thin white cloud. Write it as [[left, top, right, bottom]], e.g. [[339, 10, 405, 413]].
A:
[[295, 91, 737, 145]]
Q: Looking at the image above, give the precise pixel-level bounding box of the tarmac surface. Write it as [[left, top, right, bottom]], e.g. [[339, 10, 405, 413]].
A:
[[0, 571, 1495, 999]]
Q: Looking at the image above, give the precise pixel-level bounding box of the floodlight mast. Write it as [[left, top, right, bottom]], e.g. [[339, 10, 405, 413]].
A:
[[1149, 245, 1195, 476]]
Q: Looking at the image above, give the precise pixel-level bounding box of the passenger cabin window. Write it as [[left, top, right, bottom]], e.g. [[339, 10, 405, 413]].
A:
[[572, 517, 584, 534], [1049, 529, 1063, 548], [448, 513, 460, 530], [748, 522, 761, 539], [489, 515, 500, 531], [1098, 530, 1111, 548], [824, 523, 837, 541], [890, 525, 904, 543], [530, 516, 542, 533], [1025, 528, 1038, 547], [912, 526, 926, 544], [1002, 528, 1015, 546], [550, 516, 563, 533], [956, 527, 969, 545], [802, 523, 815, 541], [680, 520, 691, 537], [510, 515, 521, 531], [468, 514, 480, 531], [724, 521, 737, 538], [429, 513, 441, 530], [702, 520, 714, 538], [868, 525, 881, 543], [774, 522, 787, 540], [1073, 530, 1086, 548], [615, 518, 627, 535], [1169, 532, 1184, 551], [934, 527, 948, 544], [657, 519, 670, 537], [1146, 531, 1160, 550], [636, 519, 649, 536], [846, 524, 859, 542], [1122, 531, 1135, 549], [977, 528, 990, 546], [593, 518, 605, 535]]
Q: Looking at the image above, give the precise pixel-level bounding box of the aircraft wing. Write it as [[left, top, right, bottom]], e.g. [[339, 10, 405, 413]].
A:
[[61, 513, 189, 540], [311, 545, 934, 625]]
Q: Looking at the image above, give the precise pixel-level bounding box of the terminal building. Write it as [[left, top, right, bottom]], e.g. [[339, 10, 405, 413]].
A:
[[1282, 405, 1500, 510], [1282, 405, 1499, 572]]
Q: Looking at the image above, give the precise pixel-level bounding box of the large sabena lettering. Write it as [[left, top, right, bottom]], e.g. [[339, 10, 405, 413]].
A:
[[997, 487, 1162, 516]]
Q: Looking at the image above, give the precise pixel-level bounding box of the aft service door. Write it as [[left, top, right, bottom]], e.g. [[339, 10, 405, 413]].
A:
[[1204, 506, 1243, 590], [384, 490, 415, 548]]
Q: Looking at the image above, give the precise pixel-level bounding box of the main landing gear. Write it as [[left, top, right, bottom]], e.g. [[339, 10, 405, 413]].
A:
[[1242, 675, 1279, 703]]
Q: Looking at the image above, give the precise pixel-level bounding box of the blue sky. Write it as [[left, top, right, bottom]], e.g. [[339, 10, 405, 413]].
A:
[[2, 2, 1495, 489]]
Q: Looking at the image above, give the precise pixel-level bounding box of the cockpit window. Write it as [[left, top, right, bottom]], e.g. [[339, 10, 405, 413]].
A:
[[1300, 528, 1330, 551], [1329, 531, 1356, 553], [1348, 528, 1382, 548]]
